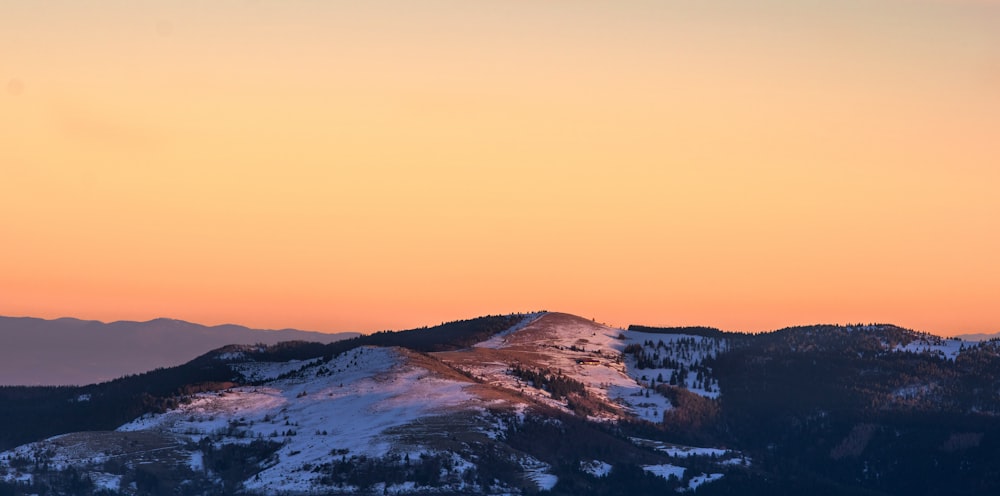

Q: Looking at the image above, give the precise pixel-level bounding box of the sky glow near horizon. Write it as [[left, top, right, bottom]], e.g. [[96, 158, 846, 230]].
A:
[[2, 1, 999, 336]]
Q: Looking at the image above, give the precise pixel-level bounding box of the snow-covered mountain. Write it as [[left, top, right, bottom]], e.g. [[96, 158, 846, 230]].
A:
[[2, 312, 998, 495], [0, 313, 746, 494], [0, 316, 358, 386]]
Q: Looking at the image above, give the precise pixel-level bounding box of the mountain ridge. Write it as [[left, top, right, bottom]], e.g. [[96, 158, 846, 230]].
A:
[[0, 315, 359, 386], [2, 311, 999, 495], [955, 331, 1000, 342]]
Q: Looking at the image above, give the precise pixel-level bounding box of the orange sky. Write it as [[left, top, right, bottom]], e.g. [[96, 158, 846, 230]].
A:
[[2, 1, 998, 336]]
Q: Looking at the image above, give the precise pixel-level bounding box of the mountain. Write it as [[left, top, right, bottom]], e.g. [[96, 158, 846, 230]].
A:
[[956, 331, 1000, 342], [0, 316, 359, 386], [1, 312, 999, 495]]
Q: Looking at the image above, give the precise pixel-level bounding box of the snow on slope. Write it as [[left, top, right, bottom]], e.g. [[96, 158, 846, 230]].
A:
[[439, 313, 736, 492], [2, 313, 739, 494], [522, 458, 559, 491], [629, 437, 746, 464], [443, 313, 667, 420], [685, 472, 725, 491], [643, 463, 685, 481], [230, 356, 326, 382], [641, 464, 724, 492], [621, 331, 726, 399], [118, 346, 495, 493], [580, 460, 612, 478], [475, 312, 547, 348], [839, 324, 971, 361], [0, 430, 187, 487], [892, 337, 966, 361], [443, 313, 727, 423]]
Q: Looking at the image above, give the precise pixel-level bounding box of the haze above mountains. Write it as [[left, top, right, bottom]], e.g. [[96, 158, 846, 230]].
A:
[[0, 316, 358, 386]]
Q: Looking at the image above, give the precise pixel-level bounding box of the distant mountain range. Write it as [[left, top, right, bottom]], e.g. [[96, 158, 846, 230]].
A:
[[955, 331, 1000, 341], [2, 312, 999, 495], [0, 316, 358, 386]]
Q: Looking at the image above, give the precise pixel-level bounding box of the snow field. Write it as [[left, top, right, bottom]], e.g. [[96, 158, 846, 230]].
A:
[[118, 346, 487, 493]]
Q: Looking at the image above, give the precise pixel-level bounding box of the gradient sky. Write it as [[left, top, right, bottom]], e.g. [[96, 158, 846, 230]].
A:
[[3, 0, 998, 336]]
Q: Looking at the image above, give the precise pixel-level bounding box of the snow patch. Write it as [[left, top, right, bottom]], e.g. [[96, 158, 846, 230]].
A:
[[216, 351, 247, 361], [685, 472, 724, 491], [522, 459, 558, 491], [92, 473, 122, 492], [580, 460, 612, 478], [658, 445, 729, 458], [722, 456, 752, 467], [893, 383, 935, 400], [642, 463, 685, 481], [893, 338, 966, 361], [189, 451, 204, 471], [231, 357, 325, 382]]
